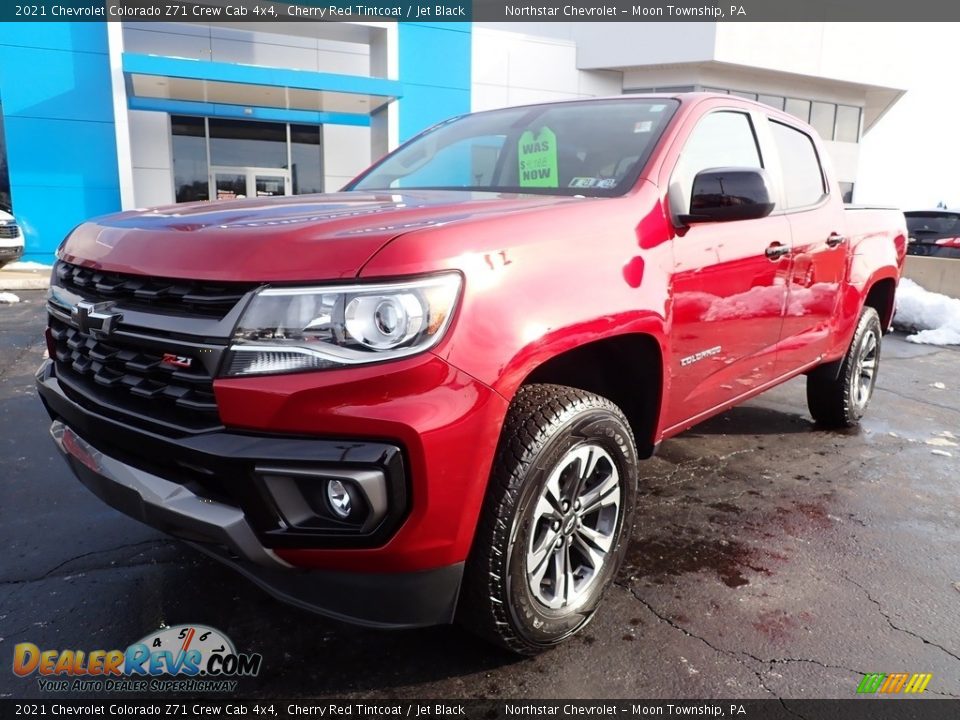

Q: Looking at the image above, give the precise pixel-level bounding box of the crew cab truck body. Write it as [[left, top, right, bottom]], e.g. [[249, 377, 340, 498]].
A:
[[37, 94, 906, 653]]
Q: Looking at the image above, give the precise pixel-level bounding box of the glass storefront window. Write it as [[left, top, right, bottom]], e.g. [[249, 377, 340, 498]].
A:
[[172, 116, 209, 203], [213, 171, 247, 201], [784, 98, 811, 123], [757, 94, 785, 110], [632, 87, 860, 146], [835, 105, 861, 143], [209, 119, 287, 168], [171, 116, 325, 202], [810, 102, 836, 141], [290, 125, 323, 195]]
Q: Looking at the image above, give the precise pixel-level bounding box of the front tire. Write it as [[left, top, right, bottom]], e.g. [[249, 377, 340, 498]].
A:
[[807, 306, 882, 427], [457, 384, 638, 655]]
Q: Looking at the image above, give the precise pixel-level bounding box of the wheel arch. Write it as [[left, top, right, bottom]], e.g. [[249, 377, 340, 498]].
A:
[[863, 276, 898, 332], [517, 333, 665, 458], [814, 271, 896, 382]]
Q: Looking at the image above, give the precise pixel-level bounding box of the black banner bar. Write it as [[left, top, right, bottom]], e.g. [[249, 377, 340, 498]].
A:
[[3, 0, 960, 22], [1, 700, 960, 720]]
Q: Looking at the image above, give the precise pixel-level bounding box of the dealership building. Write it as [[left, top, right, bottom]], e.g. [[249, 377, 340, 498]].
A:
[[0, 19, 906, 263]]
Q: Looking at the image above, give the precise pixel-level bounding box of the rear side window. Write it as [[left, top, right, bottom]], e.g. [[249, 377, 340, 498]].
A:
[[770, 120, 826, 209]]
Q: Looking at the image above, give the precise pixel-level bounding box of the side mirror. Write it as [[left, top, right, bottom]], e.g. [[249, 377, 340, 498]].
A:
[[679, 167, 775, 225]]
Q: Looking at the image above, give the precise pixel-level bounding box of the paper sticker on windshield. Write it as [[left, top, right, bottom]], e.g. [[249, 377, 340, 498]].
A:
[[649, 104, 666, 113], [634, 120, 653, 133], [569, 177, 598, 189], [596, 178, 617, 189], [518, 127, 558, 188]]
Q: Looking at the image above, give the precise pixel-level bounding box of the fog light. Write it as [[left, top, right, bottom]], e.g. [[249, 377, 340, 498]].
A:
[[326, 479, 352, 519]]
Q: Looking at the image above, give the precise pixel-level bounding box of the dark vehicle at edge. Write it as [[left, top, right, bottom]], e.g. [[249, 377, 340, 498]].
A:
[[905, 209, 960, 259]]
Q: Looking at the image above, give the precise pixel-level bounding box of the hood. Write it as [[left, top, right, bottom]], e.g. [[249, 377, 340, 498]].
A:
[[59, 191, 577, 282]]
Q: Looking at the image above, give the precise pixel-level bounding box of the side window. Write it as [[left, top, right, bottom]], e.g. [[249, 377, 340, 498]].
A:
[[672, 111, 762, 214], [770, 121, 826, 209]]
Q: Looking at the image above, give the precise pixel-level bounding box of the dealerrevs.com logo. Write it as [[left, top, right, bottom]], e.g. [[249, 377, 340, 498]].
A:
[[13, 624, 262, 693]]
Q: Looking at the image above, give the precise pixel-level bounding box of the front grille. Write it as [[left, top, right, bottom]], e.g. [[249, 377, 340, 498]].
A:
[[0, 225, 19, 239], [54, 261, 255, 319], [49, 315, 221, 434]]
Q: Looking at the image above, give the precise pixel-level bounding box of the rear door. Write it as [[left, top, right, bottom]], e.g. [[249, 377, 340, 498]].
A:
[[663, 108, 793, 431], [765, 119, 848, 372]]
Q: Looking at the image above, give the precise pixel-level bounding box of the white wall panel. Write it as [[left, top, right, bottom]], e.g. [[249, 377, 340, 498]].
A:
[[471, 28, 624, 113], [122, 23, 371, 76], [133, 167, 174, 209], [123, 28, 210, 60], [471, 83, 509, 112], [323, 125, 371, 189], [128, 111, 171, 170], [505, 39, 579, 94], [324, 176, 357, 192], [211, 37, 320, 72], [506, 87, 580, 106]]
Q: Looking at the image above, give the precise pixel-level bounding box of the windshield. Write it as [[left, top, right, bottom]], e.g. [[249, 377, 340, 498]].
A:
[[906, 211, 960, 238], [349, 99, 679, 197]]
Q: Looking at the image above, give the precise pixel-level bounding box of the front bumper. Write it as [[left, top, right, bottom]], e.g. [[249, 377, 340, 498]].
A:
[[38, 360, 467, 628], [0, 243, 23, 261], [47, 419, 463, 628]]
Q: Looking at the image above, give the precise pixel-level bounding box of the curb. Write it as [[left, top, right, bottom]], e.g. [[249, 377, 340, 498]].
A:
[[0, 275, 50, 291]]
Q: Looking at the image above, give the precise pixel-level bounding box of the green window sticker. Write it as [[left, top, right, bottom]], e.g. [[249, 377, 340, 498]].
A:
[[518, 127, 558, 188]]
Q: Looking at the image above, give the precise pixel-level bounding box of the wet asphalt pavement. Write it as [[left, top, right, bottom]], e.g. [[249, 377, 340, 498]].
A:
[[1, 290, 958, 700]]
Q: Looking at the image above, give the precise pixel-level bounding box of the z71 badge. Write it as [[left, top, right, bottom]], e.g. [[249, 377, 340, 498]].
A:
[[161, 353, 193, 369]]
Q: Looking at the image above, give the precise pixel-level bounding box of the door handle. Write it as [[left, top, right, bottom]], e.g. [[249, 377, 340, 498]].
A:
[[826, 233, 846, 248], [765, 242, 791, 260]]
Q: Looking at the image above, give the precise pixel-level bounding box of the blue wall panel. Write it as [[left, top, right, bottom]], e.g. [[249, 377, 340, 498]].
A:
[[0, 22, 120, 263], [127, 96, 372, 127], [397, 23, 471, 142], [123, 53, 403, 100]]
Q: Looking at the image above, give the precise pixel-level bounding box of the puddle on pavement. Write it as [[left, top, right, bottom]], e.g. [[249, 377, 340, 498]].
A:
[[621, 535, 769, 588], [623, 401, 859, 594], [751, 608, 813, 642]]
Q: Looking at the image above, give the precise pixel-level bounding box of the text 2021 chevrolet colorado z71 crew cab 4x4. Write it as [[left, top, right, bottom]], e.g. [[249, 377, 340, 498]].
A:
[[37, 94, 906, 653]]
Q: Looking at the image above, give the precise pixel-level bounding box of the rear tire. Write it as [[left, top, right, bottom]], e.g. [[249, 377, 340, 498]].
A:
[[457, 384, 638, 655], [806, 306, 882, 428]]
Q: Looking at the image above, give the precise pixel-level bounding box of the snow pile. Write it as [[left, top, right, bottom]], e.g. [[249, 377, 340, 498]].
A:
[[894, 278, 960, 346], [0, 292, 21, 304], [2, 261, 52, 272]]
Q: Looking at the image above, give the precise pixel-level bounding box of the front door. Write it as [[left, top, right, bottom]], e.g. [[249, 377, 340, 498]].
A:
[[663, 109, 792, 432], [211, 167, 291, 201]]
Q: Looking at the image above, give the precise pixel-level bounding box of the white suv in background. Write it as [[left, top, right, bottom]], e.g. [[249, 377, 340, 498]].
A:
[[0, 207, 24, 269]]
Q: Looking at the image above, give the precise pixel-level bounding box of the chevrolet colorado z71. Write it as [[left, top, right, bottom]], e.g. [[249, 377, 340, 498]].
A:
[[38, 94, 906, 653]]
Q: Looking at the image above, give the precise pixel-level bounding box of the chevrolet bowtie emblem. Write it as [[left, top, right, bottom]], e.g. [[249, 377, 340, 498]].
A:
[[71, 301, 122, 337]]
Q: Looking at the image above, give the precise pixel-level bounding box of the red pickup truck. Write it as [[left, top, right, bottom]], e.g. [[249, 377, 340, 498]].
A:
[[38, 94, 906, 654]]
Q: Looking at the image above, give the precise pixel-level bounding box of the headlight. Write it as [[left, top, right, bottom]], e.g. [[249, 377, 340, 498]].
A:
[[225, 273, 462, 376]]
